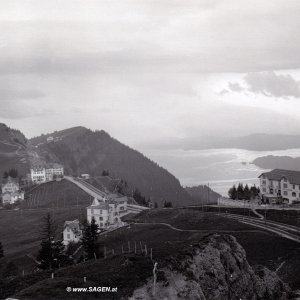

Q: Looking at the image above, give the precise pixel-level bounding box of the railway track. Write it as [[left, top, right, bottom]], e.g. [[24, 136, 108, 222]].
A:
[[223, 213, 300, 243]]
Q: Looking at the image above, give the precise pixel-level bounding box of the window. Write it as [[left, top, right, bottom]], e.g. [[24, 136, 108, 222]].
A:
[[283, 191, 288, 196], [99, 217, 103, 221], [67, 234, 70, 239], [100, 223, 103, 227], [283, 183, 288, 188], [292, 192, 296, 197], [262, 188, 266, 192], [293, 185, 296, 189], [262, 180, 266, 185], [283, 178, 287, 182]]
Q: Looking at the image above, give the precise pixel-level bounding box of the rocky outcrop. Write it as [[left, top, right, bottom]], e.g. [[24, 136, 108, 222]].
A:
[[130, 234, 290, 300]]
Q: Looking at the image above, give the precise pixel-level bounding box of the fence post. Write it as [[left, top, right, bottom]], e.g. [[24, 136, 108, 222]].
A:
[[140, 241, 143, 253], [128, 241, 131, 253], [134, 241, 137, 254], [150, 248, 153, 260], [84, 276, 87, 283], [51, 273, 54, 279], [153, 262, 158, 296], [145, 244, 148, 256]]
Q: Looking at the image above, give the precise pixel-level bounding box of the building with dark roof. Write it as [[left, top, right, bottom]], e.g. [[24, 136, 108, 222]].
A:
[[259, 169, 300, 204]]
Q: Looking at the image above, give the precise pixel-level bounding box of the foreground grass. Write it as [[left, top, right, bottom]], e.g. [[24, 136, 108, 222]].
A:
[[1, 208, 300, 299]]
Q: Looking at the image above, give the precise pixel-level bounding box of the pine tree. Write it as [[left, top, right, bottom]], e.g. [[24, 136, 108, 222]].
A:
[[244, 184, 251, 200], [228, 185, 237, 200], [0, 241, 4, 258], [37, 213, 66, 270], [237, 183, 244, 200], [82, 217, 100, 260]]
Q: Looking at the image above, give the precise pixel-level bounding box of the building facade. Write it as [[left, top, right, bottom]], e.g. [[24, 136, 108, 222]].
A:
[[1, 177, 24, 205], [87, 196, 128, 229], [31, 163, 64, 184], [259, 169, 300, 204], [63, 219, 82, 246]]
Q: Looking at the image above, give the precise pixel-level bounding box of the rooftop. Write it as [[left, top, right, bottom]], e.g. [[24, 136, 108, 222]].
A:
[[64, 219, 81, 234], [259, 169, 300, 184]]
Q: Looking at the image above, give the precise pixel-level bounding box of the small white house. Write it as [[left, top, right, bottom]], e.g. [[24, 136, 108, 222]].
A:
[[47, 136, 54, 143], [2, 177, 19, 194], [63, 219, 82, 246], [81, 174, 90, 180], [2, 191, 24, 205]]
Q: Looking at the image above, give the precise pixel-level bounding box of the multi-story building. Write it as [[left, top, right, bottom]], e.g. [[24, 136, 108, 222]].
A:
[[31, 163, 64, 184], [87, 195, 128, 229], [259, 169, 300, 204]]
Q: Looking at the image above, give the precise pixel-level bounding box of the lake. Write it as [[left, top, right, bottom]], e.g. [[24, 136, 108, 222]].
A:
[[144, 148, 300, 196]]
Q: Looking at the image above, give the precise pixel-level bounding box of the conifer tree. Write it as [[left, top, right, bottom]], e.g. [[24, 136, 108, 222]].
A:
[[244, 184, 251, 200], [237, 183, 244, 200], [82, 217, 100, 260], [37, 213, 67, 269]]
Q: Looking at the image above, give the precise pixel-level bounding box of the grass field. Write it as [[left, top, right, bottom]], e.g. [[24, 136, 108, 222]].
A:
[[23, 179, 92, 209], [0, 207, 86, 273], [257, 209, 300, 227], [1, 207, 300, 299]]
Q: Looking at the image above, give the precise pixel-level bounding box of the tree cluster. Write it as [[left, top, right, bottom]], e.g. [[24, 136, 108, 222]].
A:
[[163, 201, 173, 208], [133, 189, 150, 207], [228, 183, 260, 200], [3, 168, 18, 179]]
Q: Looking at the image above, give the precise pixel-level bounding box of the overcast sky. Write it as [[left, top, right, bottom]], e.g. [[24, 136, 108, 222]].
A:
[[1, 0, 300, 149]]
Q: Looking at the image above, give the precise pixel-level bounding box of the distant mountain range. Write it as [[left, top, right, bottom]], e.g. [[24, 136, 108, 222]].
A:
[[28, 126, 195, 207], [253, 155, 300, 171], [143, 133, 300, 151]]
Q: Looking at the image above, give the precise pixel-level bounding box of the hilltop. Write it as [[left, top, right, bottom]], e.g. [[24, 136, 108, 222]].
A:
[[0, 123, 29, 176], [253, 155, 300, 171], [29, 126, 193, 207]]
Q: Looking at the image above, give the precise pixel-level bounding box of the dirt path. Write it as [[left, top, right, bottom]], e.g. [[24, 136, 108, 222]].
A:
[[133, 222, 269, 234]]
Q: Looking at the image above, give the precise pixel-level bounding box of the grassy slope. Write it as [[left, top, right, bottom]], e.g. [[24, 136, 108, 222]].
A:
[[23, 179, 92, 209], [2, 208, 300, 299], [257, 209, 300, 227]]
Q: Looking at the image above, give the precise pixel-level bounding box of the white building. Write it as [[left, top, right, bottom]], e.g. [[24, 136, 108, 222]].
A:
[[2, 191, 24, 205], [259, 169, 300, 204], [1, 177, 24, 205], [31, 163, 64, 184], [63, 219, 82, 246], [87, 195, 128, 229], [2, 176, 19, 193], [81, 174, 90, 180], [47, 136, 54, 143]]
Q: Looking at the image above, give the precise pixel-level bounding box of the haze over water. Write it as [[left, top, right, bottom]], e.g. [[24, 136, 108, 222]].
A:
[[145, 148, 300, 197]]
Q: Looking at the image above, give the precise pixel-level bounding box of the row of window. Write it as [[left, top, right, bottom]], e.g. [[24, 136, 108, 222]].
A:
[[262, 180, 300, 190]]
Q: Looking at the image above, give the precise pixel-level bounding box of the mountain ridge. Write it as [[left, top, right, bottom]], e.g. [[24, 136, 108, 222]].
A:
[[28, 126, 194, 207]]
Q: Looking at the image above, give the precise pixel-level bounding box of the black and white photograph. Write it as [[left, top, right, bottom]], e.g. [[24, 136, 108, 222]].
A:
[[1, 1, 300, 299]]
